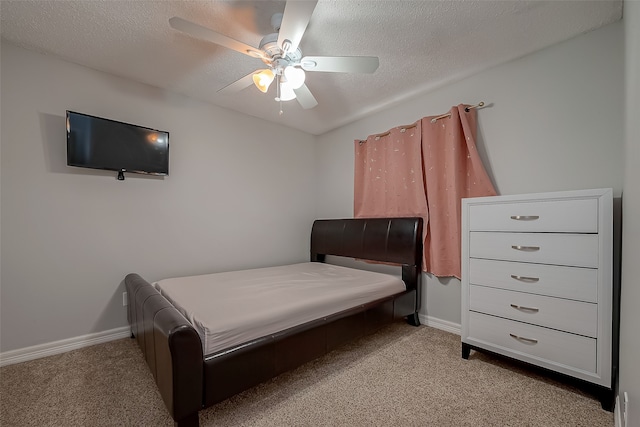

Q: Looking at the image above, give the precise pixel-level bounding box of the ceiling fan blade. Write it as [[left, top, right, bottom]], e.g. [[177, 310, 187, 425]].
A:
[[300, 56, 379, 73], [294, 84, 318, 109], [218, 71, 258, 94], [277, 0, 318, 54], [169, 17, 265, 59]]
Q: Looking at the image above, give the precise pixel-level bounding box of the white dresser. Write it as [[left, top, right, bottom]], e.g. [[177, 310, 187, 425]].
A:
[[461, 188, 616, 409]]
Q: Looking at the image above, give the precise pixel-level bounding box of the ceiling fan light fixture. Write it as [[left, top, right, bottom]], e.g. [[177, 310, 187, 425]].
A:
[[284, 65, 305, 89], [252, 69, 275, 93], [278, 80, 297, 101]]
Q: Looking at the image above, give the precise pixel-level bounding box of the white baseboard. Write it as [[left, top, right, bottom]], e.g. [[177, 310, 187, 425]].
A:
[[615, 395, 622, 427], [0, 317, 459, 367], [418, 314, 461, 335], [0, 326, 131, 367]]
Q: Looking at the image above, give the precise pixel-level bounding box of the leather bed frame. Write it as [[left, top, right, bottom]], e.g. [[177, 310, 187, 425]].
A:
[[125, 217, 423, 427]]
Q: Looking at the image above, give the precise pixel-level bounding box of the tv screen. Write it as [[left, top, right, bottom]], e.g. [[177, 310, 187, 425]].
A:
[[66, 111, 169, 178]]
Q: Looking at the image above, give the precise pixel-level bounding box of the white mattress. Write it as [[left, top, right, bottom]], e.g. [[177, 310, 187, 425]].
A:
[[154, 262, 406, 355]]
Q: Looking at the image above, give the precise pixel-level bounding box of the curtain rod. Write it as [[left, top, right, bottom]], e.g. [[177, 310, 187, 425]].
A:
[[358, 102, 485, 143], [430, 101, 485, 123]]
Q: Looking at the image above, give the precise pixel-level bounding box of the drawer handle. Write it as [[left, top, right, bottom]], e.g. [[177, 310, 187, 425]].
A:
[[509, 333, 538, 344], [510, 274, 540, 283], [510, 303, 539, 313], [511, 245, 540, 252], [510, 215, 540, 221]]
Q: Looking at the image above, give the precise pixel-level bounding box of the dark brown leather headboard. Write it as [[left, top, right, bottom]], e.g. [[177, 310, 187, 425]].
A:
[[311, 217, 423, 265], [310, 217, 423, 290]]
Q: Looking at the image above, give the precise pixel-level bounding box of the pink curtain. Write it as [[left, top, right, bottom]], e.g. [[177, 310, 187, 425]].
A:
[[354, 122, 428, 224], [354, 104, 496, 278], [421, 105, 496, 278]]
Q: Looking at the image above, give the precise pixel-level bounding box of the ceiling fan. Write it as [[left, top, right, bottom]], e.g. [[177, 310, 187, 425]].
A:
[[169, 0, 379, 110]]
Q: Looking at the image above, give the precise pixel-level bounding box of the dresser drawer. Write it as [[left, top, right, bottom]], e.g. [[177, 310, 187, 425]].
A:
[[467, 312, 596, 373], [469, 258, 598, 302], [469, 232, 599, 268], [469, 285, 597, 337], [468, 198, 598, 232]]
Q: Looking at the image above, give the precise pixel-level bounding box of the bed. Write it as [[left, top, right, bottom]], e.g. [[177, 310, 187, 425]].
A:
[[125, 217, 423, 427]]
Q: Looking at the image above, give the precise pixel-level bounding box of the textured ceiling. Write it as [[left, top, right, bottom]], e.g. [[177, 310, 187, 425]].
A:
[[0, 0, 623, 135]]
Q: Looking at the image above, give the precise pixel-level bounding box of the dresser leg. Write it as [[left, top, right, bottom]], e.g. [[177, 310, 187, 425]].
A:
[[462, 343, 471, 359], [599, 387, 615, 412]]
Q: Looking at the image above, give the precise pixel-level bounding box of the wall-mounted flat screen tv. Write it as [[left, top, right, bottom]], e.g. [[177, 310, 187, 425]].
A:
[[66, 111, 169, 180]]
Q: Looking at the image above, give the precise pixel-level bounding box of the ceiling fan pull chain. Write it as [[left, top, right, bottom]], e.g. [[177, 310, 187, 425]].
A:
[[276, 74, 284, 115], [279, 82, 284, 115]]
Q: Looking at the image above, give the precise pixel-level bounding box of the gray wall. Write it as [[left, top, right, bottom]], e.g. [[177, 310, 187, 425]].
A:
[[0, 42, 317, 352], [620, 0, 640, 424], [315, 22, 625, 326]]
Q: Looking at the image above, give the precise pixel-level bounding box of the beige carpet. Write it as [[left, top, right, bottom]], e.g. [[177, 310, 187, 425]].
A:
[[0, 323, 613, 426]]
